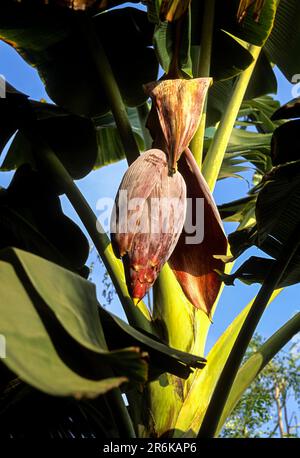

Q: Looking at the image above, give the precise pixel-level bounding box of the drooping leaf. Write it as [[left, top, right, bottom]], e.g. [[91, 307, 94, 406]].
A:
[[271, 120, 300, 165], [227, 127, 272, 152], [211, 31, 255, 81], [99, 307, 206, 380], [191, 1, 270, 81], [265, 0, 300, 81], [153, 21, 173, 75], [93, 109, 144, 168], [207, 79, 235, 126], [1, 113, 98, 180], [0, 165, 90, 272], [0, 91, 99, 182], [0, 253, 133, 397], [0, 90, 144, 172], [219, 255, 300, 287], [0, 203, 78, 272], [223, 159, 300, 284], [1, 246, 206, 386], [256, 161, 300, 246], [218, 154, 251, 181], [218, 0, 276, 46], [0, 87, 30, 153], [227, 223, 300, 270], [191, 0, 276, 49], [153, 8, 192, 78], [271, 97, 300, 121], [0, 247, 149, 385], [237, 0, 266, 24], [208, 125, 273, 192], [227, 225, 258, 259], [242, 95, 281, 121], [189, 0, 276, 96], [0, 1, 73, 51], [0, 5, 158, 117], [218, 196, 257, 223]]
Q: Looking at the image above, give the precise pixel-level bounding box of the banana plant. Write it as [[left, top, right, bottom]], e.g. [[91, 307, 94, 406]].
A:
[[0, 0, 300, 438]]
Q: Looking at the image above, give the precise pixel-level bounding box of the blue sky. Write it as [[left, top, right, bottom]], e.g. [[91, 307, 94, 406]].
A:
[[0, 24, 299, 359]]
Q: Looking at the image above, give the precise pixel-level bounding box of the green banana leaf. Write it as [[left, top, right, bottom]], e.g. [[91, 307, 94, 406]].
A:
[[153, 8, 192, 77], [99, 306, 206, 380], [0, 247, 206, 384], [0, 247, 149, 387], [0, 165, 90, 273], [0, 5, 158, 117], [218, 196, 257, 223], [256, 161, 300, 245], [207, 57, 277, 126], [93, 109, 144, 168], [221, 157, 300, 281], [0, 251, 135, 397], [0, 94, 144, 173], [191, 0, 276, 48], [265, 0, 300, 81], [220, 254, 300, 288], [271, 96, 300, 120], [244, 97, 279, 122], [150, 0, 276, 81]]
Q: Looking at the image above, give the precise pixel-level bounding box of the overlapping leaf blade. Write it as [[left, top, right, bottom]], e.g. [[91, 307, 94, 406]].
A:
[[99, 307, 206, 379], [223, 159, 300, 286], [0, 254, 128, 397], [265, 0, 300, 81], [0, 247, 149, 386], [0, 93, 144, 174], [0, 5, 158, 117]]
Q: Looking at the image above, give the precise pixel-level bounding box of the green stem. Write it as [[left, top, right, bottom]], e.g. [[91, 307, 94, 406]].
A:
[[198, 222, 300, 438], [215, 312, 300, 436], [190, 0, 215, 167], [23, 127, 152, 332], [137, 103, 152, 150], [202, 45, 261, 192], [106, 389, 136, 438], [80, 15, 140, 165]]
